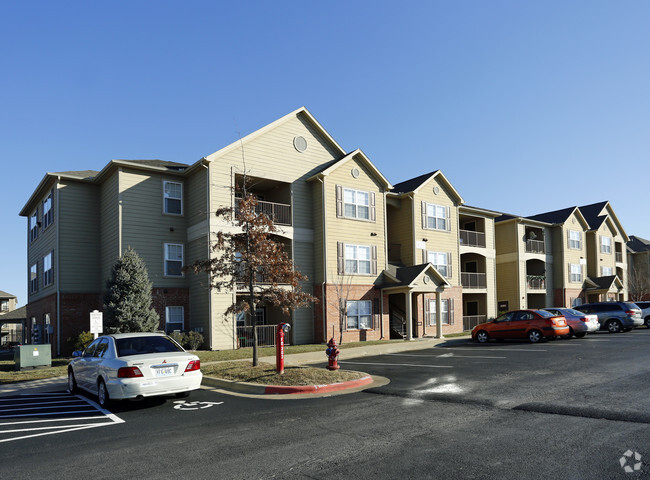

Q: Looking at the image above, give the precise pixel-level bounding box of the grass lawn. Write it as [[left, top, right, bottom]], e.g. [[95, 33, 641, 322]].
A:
[[0, 358, 70, 384], [202, 361, 367, 386]]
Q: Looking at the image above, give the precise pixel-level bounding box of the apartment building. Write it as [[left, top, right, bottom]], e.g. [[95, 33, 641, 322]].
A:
[[627, 236, 650, 301], [495, 201, 629, 311], [20, 107, 502, 354]]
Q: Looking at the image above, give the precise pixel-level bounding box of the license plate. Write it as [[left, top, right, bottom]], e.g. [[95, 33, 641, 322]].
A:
[[155, 367, 174, 377]]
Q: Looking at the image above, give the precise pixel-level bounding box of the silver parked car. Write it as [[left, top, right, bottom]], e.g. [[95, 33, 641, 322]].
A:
[[542, 307, 599, 338], [575, 302, 643, 333], [68, 332, 202, 408], [632, 301, 650, 328]]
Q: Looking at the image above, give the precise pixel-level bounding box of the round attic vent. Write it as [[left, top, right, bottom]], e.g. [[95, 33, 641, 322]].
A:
[[433, 186, 440, 195], [351, 167, 360, 178], [293, 136, 308, 152]]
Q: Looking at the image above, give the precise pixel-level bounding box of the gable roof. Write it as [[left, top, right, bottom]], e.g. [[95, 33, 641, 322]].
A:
[[0, 291, 16, 299], [380, 263, 451, 289], [306, 149, 392, 189], [628, 235, 650, 253], [390, 170, 464, 204], [527, 206, 589, 229], [586, 275, 622, 291], [0, 305, 26, 321], [579, 201, 629, 241]]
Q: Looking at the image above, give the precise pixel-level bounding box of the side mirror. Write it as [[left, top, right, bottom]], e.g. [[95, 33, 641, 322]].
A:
[[72, 350, 83, 358]]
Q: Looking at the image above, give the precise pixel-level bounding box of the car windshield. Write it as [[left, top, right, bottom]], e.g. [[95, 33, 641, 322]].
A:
[[536, 310, 555, 318], [564, 308, 584, 316], [115, 336, 184, 357]]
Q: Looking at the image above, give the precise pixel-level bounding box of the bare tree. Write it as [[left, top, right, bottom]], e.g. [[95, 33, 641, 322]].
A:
[[628, 262, 650, 301], [189, 177, 316, 366], [326, 273, 354, 344]]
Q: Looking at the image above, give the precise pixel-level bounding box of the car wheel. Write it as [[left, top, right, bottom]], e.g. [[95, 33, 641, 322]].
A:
[[67, 370, 77, 393], [97, 379, 111, 408], [528, 329, 543, 343], [563, 328, 574, 339], [574, 332, 586, 338], [645, 317, 650, 328], [476, 330, 489, 343], [606, 319, 622, 333]]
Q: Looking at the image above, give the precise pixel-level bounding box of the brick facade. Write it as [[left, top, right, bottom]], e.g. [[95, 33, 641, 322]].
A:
[[553, 288, 584, 308], [151, 287, 190, 332], [415, 285, 464, 337]]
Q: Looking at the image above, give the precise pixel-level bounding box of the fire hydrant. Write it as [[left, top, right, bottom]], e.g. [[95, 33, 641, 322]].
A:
[[325, 337, 340, 370]]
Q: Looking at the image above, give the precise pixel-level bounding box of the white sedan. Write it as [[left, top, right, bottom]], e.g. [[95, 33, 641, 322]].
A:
[[68, 332, 202, 407]]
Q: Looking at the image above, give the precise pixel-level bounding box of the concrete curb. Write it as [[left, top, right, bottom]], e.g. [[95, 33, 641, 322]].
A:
[[201, 374, 374, 395]]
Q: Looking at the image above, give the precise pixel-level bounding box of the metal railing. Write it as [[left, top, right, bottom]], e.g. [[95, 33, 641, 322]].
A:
[[463, 315, 486, 331], [236, 325, 285, 348], [461, 272, 487, 289], [235, 199, 292, 226], [459, 230, 486, 248], [526, 275, 546, 290], [525, 239, 545, 254], [616, 252, 623, 263]]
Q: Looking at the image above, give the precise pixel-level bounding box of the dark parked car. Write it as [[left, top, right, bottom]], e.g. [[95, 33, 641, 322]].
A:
[[575, 302, 643, 333]]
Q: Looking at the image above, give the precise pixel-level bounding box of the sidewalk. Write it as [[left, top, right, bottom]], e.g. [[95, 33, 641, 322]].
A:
[[0, 336, 458, 397]]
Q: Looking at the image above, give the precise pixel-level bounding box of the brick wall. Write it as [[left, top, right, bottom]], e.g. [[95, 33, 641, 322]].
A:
[[152, 287, 190, 331], [554, 288, 584, 307], [417, 286, 464, 337]]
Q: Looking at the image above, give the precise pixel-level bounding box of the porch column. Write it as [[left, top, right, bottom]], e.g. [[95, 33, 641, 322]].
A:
[[405, 290, 413, 340], [436, 292, 442, 339]]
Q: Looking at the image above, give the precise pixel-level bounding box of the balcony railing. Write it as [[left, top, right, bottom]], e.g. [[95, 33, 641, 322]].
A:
[[461, 272, 487, 289], [526, 275, 546, 290], [235, 199, 292, 226], [236, 325, 285, 348], [615, 252, 623, 263], [463, 315, 487, 331], [525, 239, 545, 254], [459, 230, 486, 248]]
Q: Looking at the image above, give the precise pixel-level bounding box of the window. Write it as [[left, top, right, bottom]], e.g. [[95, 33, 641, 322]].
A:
[[30, 210, 38, 242], [1, 300, 8, 312], [346, 300, 372, 330], [428, 299, 453, 325], [600, 236, 612, 254], [427, 251, 451, 277], [601, 266, 613, 276], [165, 306, 184, 333], [568, 230, 581, 249], [30, 264, 38, 293], [163, 181, 183, 215], [570, 264, 582, 283], [42, 190, 53, 229], [571, 297, 582, 307], [423, 202, 449, 231], [164, 243, 184, 276], [336, 185, 375, 221], [345, 244, 371, 274], [43, 252, 53, 286]]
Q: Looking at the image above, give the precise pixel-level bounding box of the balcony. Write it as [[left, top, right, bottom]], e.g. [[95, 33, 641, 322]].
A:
[[615, 251, 623, 263], [525, 239, 545, 254], [460, 230, 486, 248], [461, 272, 487, 289], [463, 315, 487, 331], [526, 275, 546, 290], [235, 199, 292, 226]]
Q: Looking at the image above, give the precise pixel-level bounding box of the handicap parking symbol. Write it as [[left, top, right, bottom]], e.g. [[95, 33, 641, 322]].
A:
[[173, 400, 223, 411]]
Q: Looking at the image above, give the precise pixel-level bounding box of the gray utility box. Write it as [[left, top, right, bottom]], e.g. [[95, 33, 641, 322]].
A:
[[14, 345, 52, 370]]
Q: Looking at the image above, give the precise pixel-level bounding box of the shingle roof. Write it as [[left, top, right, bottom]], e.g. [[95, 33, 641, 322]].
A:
[[391, 171, 439, 194], [578, 201, 609, 230], [115, 159, 189, 170], [527, 206, 578, 225], [0, 305, 26, 320], [628, 236, 650, 253], [588, 275, 618, 290], [0, 291, 16, 299], [53, 170, 99, 180]]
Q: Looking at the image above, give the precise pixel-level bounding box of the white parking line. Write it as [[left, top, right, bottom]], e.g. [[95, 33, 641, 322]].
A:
[[438, 347, 547, 352], [339, 361, 453, 368], [386, 353, 507, 359]]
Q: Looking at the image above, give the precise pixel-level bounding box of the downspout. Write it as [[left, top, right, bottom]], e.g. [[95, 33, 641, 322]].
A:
[[516, 220, 522, 309], [201, 162, 213, 350], [319, 177, 327, 343], [381, 188, 387, 339], [56, 176, 61, 356]]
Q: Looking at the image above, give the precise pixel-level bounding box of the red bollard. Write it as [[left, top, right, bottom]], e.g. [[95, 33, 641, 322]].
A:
[[276, 323, 291, 374], [325, 337, 340, 371]]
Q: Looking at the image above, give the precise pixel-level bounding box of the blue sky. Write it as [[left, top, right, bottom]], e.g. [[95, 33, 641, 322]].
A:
[[1, 1, 649, 305]]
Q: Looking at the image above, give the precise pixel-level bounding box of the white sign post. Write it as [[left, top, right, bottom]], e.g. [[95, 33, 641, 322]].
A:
[[90, 310, 103, 339]]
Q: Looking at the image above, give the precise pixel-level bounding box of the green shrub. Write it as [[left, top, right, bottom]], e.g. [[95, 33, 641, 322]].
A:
[[68, 331, 95, 352], [169, 331, 184, 346], [184, 331, 204, 350]]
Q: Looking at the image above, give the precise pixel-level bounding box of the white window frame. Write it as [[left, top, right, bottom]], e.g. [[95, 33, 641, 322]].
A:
[[1, 300, 8, 312], [601, 266, 613, 276], [346, 300, 372, 330], [344, 244, 371, 274], [42, 190, 53, 229], [164, 243, 184, 277], [163, 180, 183, 215], [428, 299, 450, 325], [29, 210, 38, 242], [425, 203, 447, 231], [30, 263, 38, 293], [427, 251, 450, 278], [600, 236, 612, 254], [43, 252, 53, 286], [568, 230, 581, 249], [343, 188, 370, 220], [570, 263, 582, 283], [165, 306, 184, 333]]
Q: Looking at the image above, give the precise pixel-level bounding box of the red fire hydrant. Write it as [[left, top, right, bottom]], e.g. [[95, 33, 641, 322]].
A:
[[326, 337, 340, 371], [276, 323, 291, 374]]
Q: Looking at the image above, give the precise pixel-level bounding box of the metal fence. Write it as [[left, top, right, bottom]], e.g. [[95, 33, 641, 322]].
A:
[[525, 239, 545, 254], [463, 315, 486, 331], [461, 272, 487, 289], [459, 230, 486, 248], [526, 275, 546, 290], [236, 200, 292, 226], [236, 325, 284, 348]]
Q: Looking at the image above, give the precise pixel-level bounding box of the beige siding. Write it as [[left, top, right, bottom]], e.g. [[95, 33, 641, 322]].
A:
[[120, 169, 188, 288], [323, 157, 386, 285], [210, 291, 236, 350], [187, 237, 210, 335], [387, 197, 414, 265], [100, 172, 120, 283], [187, 169, 208, 227], [312, 180, 324, 283], [27, 181, 58, 302], [59, 181, 101, 292], [496, 261, 520, 310]]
